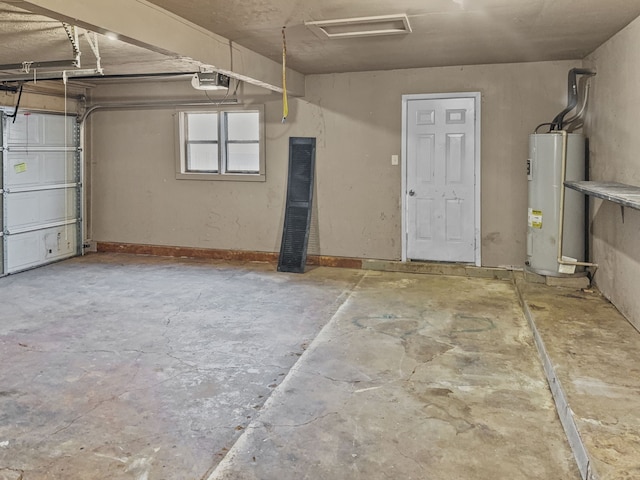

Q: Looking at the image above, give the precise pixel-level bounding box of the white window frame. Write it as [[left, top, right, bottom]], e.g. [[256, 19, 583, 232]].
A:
[[175, 104, 265, 182]]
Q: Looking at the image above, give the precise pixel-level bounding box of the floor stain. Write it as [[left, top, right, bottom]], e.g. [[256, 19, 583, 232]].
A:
[[352, 316, 422, 339], [403, 336, 454, 363], [352, 315, 453, 362], [451, 314, 496, 333], [528, 303, 546, 311], [0, 469, 24, 480]]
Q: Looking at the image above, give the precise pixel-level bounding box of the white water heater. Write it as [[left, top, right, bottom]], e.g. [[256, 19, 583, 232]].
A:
[[526, 132, 585, 276]]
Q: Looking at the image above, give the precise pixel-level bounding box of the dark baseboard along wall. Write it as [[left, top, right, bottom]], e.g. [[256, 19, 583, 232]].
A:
[[96, 242, 363, 270]]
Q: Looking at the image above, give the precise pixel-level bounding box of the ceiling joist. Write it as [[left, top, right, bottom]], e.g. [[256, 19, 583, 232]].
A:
[[6, 0, 305, 96]]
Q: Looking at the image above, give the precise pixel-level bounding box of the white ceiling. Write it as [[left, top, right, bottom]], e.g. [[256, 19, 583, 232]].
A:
[[0, 3, 200, 80], [0, 0, 639, 83], [146, 0, 640, 74]]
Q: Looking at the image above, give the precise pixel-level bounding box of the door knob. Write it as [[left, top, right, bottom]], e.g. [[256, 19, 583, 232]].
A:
[[409, 190, 415, 196]]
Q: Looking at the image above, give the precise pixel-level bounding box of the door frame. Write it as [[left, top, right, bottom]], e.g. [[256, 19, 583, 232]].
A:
[[401, 92, 482, 266]]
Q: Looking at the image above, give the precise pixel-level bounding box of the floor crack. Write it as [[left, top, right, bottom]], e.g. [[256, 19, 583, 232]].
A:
[[394, 443, 426, 473], [50, 397, 115, 436], [267, 411, 339, 428]]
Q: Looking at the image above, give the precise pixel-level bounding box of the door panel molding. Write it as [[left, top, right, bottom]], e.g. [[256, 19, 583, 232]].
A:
[[401, 92, 481, 266]]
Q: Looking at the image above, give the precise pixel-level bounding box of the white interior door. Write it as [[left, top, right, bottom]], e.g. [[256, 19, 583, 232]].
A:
[[1, 111, 81, 274], [403, 94, 480, 264]]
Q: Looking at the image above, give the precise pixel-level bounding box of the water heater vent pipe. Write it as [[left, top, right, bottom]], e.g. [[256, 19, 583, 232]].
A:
[[551, 68, 596, 130], [562, 77, 592, 132]]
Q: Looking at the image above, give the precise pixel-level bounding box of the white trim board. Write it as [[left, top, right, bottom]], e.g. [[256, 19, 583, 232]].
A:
[[401, 92, 481, 266]]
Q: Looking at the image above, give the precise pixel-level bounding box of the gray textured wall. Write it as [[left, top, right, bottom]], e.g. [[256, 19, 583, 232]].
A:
[[88, 60, 580, 266], [585, 15, 640, 330]]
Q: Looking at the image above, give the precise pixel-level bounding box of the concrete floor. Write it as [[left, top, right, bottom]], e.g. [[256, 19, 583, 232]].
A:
[[517, 276, 640, 480], [0, 254, 582, 479]]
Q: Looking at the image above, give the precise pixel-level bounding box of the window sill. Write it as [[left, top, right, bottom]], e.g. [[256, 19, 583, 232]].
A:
[[175, 172, 266, 182]]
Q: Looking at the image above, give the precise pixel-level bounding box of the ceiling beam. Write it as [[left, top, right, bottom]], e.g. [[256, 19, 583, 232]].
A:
[[8, 0, 305, 96]]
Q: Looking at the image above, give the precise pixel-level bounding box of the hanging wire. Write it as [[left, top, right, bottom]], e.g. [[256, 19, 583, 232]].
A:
[[64, 71, 69, 243], [281, 26, 288, 123], [8, 83, 23, 123], [25, 112, 30, 155], [203, 81, 231, 107]]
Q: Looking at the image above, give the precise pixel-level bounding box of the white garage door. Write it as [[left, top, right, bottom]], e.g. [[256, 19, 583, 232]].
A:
[[1, 111, 81, 275]]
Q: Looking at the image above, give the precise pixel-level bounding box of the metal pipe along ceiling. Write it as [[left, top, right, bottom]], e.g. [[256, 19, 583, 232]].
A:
[[78, 98, 239, 124]]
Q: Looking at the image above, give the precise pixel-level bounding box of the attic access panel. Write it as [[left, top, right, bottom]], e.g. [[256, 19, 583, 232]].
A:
[[305, 14, 412, 39], [278, 137, 316, 274]]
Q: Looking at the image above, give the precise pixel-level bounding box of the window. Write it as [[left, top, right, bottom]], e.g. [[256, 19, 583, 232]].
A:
[[176, 105, 265, 181]]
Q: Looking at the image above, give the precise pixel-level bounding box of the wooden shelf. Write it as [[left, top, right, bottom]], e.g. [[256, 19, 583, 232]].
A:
[[564, 181, 640, 211]]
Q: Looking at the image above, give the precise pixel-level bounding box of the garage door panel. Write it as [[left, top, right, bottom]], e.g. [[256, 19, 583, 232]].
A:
[[1, 111, 81, 275], [6, 189, 77, 232], [0, 147, 3, 276], [5, 152, 76, 188], [6, 225, 77, 273], [6, 113, 75, 147]]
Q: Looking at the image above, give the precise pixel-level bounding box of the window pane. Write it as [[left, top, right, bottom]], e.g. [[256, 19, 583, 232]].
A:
[[187, 113, 218, 141], [227, 143, 259, 172], [226, 111, 259, 141], [187, 143, 218, 172]]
